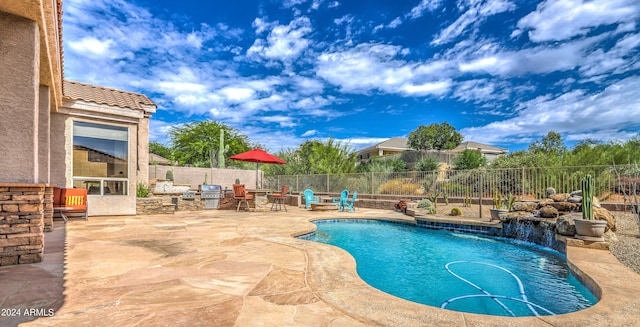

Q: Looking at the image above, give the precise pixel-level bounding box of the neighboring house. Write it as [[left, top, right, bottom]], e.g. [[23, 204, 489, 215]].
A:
[[1, 0, 155, 265], [357, 137, 409, 160], [150, 153, 172, 166], [451, 141, 509, 162], [357, 138, 508, 164]]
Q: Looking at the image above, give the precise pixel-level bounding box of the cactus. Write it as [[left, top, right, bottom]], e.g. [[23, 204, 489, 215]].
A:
[[493, 191, 504, 209], [451, 207, 462, 216], [464, 186, 472, 207], [166, 170, 174, 181], [427, 192, 441, 209], [218, 129, 229, 169], [582, 174, 594, 220], [235, 178, 240, 184]]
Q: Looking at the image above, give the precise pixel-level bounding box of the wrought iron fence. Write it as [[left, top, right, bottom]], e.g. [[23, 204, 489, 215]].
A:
[[265, 165, 634, 202]]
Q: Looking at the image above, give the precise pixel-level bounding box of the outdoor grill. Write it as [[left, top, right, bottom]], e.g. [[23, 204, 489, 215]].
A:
[[200, 184, 223, 209]]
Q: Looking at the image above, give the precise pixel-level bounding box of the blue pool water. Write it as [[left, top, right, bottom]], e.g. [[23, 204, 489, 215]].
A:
[[303, 220, 597, 317]]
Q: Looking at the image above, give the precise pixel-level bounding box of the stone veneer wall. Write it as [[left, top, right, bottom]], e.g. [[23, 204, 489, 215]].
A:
[[136, 191, 257, 214], [0, 183, 46, 266]]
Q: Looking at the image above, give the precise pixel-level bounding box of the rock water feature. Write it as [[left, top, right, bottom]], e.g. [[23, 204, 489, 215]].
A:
[[497, 187, 617, 253], [500, 214, 563, 252]]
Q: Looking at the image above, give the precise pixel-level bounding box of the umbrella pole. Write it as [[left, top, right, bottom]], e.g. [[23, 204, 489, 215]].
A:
[[256, 162, 259, 189]]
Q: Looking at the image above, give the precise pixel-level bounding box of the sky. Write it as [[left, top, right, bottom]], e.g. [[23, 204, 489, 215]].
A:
[[61, 0, 640, 153]]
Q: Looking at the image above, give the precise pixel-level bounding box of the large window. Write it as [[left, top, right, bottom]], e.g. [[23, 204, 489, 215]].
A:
[[73, 121, 129, 195]]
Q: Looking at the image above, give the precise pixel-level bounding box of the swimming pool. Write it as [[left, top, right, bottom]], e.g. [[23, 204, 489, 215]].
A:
[[302, 219, 597, 317]]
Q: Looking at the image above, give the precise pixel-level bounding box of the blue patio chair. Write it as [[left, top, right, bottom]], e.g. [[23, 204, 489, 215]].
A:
[[340, 191, 358, 212], [332, 190, 348, 209], [303, 189, 320, 210]]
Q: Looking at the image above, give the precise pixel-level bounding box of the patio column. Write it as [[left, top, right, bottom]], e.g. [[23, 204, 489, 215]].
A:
[[0, 12, 41, 183]]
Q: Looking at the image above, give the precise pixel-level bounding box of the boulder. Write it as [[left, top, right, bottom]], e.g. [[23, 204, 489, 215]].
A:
[[539, 205, 559, 218], [556, 213, 580, 236], [538, 198, 554, 207], [546, 187, 557, 197], [549, 202, 580, 212], [500, 211, 535, 222], [550, 193, 570, 202], [567, 195, 582, 203], [512, 201, 538, 212], [594, 206, 616, 232]]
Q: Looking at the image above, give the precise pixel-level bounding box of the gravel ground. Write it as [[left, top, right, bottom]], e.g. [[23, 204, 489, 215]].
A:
[[609, 211, 640, 274]]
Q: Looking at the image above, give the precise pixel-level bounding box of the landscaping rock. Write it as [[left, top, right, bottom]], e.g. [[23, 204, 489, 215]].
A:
[[594, 206, 617, 232], [539, 205, 559, 218], [550, 193, 570, 202], [512, 201, 538, 212], [538, 198, 554, 207], [567, 195, 582, 203], [556, 213, 580, 236], [500, 211, 535, 222], [546, 187, 557, 197], [550, 201, 580, 212]]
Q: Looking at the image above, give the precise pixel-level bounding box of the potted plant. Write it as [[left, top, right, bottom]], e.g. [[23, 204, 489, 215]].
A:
[[574, 175, 607, 241], [489, 191, 508, 220]]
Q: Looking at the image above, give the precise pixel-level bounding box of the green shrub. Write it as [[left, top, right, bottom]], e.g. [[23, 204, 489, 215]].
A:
[[136, 183, 150, 198], [417, 199, 433, 208], [415, 157, 440, 171]]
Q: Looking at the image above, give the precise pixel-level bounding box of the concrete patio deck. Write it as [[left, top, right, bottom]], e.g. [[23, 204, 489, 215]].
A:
[[1, 207, 640, 326]]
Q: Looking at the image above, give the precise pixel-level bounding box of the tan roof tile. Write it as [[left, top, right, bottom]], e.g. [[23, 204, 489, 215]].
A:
[[63, 80, 156, 112]]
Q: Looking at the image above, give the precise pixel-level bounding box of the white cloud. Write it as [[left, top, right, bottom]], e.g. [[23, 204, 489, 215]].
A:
[[515, 0, 640, 42], [67, 37, 115, 57], [432, 0, 516, 45], [400, 80, 452, 96], [407, 0, 443, 20], [247, 17, 313, 63], [218, 87, 256, 103], [301, 129, 319, 137], [259, 115, 297, 127], [316, 43, 452, 96], [461, 75, 640, 145]]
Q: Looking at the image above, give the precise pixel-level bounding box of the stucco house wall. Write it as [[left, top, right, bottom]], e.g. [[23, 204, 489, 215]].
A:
[[1, 0, 156, 265], [54, 81, 155, 216]]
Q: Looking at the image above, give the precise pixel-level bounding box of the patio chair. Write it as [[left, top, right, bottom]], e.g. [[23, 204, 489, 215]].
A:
[[269, 185, 289, 211], [340, 191, 358, 212], [233, 184, 253, 212], [53, 187, 88, 222], [332, 190, 349, 208], [303, 189, 320, 210]]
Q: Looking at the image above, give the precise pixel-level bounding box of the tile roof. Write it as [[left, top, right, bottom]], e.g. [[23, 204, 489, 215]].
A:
[[149, 153, 172, 165], [453, 141, 508, 153], [358, 137, 409, 152], [63, 80, 156, 112]]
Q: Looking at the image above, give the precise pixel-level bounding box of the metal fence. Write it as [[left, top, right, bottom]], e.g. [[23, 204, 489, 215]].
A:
[[265, 165, 637, 202]]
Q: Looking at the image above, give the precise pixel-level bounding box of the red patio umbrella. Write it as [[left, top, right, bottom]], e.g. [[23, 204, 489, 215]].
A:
[[229, 148, 287, 188]]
